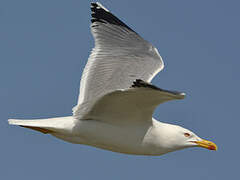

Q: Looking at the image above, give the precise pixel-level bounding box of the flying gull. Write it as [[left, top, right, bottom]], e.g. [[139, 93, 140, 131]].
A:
[[8, 2, 217, 155]]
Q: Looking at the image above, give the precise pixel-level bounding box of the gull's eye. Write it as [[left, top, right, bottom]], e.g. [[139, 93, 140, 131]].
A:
[[184, 133, 190, 137]]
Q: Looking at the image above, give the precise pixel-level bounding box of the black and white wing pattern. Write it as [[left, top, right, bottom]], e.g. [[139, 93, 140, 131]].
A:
[[73, 3, 164, 119]]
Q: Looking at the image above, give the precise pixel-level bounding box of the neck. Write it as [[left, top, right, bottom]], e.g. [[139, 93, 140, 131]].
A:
[[143, 118, 183, 155]]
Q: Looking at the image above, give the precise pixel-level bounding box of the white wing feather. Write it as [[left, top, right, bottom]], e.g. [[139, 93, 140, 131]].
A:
[[74, 79, 185, 123], [73, 3, 164, 120]]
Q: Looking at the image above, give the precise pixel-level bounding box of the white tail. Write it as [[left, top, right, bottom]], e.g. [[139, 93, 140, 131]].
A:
[[8, 116, 74, 134]]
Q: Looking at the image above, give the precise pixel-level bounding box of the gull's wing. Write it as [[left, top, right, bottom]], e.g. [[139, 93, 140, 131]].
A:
[[73, 3, 164, 119], [74, 79, 185, 123]]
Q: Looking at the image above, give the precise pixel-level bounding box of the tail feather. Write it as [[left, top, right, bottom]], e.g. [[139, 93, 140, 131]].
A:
[[8, 116, 74, 134], [8, 119, 56, 134], [19, 126, 53, 134]]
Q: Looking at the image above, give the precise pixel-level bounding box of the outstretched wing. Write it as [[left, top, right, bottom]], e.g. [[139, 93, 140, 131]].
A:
[[73, 3, 164, 117], [74, 79, 185, 123]]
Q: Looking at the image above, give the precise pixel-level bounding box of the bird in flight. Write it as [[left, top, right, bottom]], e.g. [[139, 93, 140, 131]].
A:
[[8, 2, 217, 155]]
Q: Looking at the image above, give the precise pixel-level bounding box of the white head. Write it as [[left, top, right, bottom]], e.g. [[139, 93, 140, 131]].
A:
[[156, 123, 217, 153]]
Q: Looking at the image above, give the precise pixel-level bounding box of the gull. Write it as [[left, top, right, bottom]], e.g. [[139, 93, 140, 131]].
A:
[[8, 2, 217, 155]]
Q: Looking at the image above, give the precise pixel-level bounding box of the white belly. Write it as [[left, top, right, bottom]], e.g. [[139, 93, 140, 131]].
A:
[[51, 119, 162, 155]]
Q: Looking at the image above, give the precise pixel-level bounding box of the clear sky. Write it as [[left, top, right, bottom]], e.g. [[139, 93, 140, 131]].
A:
[[1, 0, 239, 179]]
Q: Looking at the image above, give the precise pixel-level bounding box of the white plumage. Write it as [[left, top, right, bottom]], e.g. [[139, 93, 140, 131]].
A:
[[8, 2, 217, 155]]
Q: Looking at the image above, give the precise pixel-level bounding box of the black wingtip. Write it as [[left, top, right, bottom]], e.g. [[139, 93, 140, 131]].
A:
[[131, 79, 186, 98], [90, 2, 135, 32], [131, 79, 160, 90]]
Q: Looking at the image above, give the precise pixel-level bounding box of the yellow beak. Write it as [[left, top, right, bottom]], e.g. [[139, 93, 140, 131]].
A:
[[194, 139, 218, 151]]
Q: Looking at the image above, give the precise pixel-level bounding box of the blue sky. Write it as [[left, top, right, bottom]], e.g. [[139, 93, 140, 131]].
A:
[[1, 0, 239, 179]]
